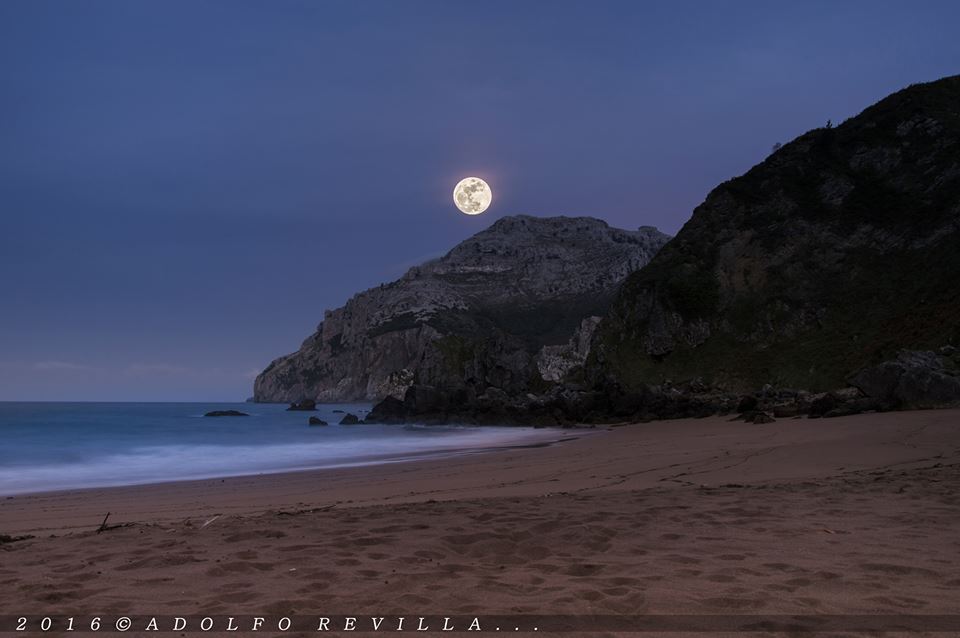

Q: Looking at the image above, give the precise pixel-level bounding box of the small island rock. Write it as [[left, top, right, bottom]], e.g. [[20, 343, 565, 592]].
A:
[[204, 410, 249, 417], [286, 399, 317, 412]]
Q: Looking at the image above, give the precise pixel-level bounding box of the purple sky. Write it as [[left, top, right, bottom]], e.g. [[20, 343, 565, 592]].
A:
[[1, 0, 958, 401]]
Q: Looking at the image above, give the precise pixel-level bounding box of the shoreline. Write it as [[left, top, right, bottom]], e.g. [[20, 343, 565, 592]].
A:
[[0, 425, 579, 501], [2, 409, 959, 621], [0, 405, 579, 500], [0, 427, 594, 536], [3, 409, 957, 537]]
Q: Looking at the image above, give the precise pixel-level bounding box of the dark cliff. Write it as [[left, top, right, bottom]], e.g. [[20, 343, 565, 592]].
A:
[[591, 75, 960, 394], [255, 215, 670, 403]]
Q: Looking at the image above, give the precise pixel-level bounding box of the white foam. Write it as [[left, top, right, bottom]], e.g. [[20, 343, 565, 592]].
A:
[[0, 426, 560, 496]]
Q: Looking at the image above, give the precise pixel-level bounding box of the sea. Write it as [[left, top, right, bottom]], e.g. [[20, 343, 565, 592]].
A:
[[0, 402, 557, 496]]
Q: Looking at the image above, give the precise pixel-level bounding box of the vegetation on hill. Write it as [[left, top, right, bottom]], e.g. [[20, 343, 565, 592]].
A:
[[593, 75, 960, 392]]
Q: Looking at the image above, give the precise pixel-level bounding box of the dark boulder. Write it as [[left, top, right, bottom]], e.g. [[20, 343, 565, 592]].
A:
[[308, 416, 327, 426], [287, 399, 317, 412], [364, 396, 407, 424], [772, 404, 799, 418], [736, 395, 759, 413], [404, 384, 446, 414], [339, 413, 360, 425], [204, 410, 249, 417], [735, 410, 769, 423], [808, 394, 838, 417], [850, 350, 960, 409], [610, 391, 647, 418]]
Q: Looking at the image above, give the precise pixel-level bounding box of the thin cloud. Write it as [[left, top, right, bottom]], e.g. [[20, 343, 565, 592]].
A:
[[33, 361, 100, 372]]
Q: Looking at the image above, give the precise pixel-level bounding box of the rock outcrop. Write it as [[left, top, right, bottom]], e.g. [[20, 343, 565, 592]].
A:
[[286, 399, 317, 412], [850, 348, 960, 409], [254, 216, 669, 403], [364, 356, 955, 426], [590, 75, 960, 394], [536, 316, 602, 382]]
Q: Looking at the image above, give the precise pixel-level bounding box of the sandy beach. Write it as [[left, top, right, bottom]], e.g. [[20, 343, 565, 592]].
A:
[[2, 410, 959, 635]]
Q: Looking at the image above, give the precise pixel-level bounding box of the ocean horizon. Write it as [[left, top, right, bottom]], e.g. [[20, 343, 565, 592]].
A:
[[0, 401, 557, 496]]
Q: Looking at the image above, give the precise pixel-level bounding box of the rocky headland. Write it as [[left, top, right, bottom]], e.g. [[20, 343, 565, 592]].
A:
[[260, 76, 960, 426], [254, 216, 670, 404], [364, 76, 960, 425]]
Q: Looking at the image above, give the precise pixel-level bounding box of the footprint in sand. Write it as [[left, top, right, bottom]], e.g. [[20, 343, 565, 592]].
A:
[[868, 594, 930, 609], [700, 595, 769, 610], [116, 554, 203, 571], [563, 563, 603, 576], [860, 562, 936, 576], [219, 590, 259, 603], [349, 535, 395, 547], [296, 582, 331, 594], [205, 561, 273, 576], [718, 554, 746, 561], [784, 577, 812, 587], [335, 558, 361, 566], [223, 530, 285, 543]]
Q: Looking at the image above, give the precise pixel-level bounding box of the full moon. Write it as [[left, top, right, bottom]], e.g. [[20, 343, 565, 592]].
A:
[[453, 177, 492, 215]]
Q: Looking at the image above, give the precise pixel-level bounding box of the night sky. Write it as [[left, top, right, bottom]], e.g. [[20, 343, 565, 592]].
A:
[[2, 1, 958, 401]]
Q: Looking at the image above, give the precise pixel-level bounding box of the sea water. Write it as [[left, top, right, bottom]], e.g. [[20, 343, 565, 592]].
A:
[[0, 402, 557, 496]]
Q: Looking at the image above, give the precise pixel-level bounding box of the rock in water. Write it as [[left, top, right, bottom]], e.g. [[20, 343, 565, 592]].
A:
[[308, 416, 327, 426], [363, 395, 406, 424], [286, 399, 317, 412], [203, 410, 249, 417], [254, 216, 669, 403], [339, 413, 360, 425]]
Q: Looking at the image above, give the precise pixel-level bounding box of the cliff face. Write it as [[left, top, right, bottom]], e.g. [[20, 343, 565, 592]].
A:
[[591, 75, 960, 393], [254, 215, 670, 402]]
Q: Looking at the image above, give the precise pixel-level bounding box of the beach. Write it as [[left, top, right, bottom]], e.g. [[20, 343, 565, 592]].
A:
[[2, 410, 959, 635]]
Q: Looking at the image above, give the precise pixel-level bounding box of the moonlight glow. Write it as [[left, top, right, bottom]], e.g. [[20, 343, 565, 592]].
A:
[[453, 177, 492, 215]]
